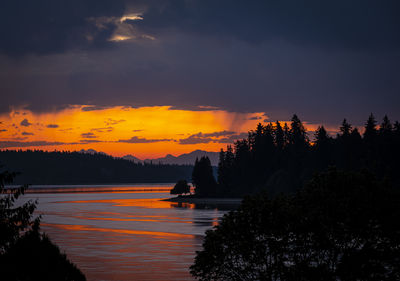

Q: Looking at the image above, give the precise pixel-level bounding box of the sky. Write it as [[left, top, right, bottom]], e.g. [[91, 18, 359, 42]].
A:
[[1, 0, 399, 158]]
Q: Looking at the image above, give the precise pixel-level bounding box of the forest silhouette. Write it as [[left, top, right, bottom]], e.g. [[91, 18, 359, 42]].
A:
[[191, 114, 400, 197], [190, 114, 400, 280], [0, 150, 193, 184]]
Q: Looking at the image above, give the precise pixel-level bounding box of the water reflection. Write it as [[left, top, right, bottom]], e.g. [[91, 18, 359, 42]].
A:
[[23, 186, 239, 281]]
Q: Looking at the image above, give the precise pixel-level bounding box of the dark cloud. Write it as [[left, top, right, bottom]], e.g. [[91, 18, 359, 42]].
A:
[[179, 135, 214, 145], [81, 132, 97, 139], [21, 132, 34, 136], [105, 119, 126, 125], [249, 116, 262, 120], [117, 136, 173, 143], [179, 131, 246, 144], [201, 131, 236, 138], [218, 133, 248, 143], [137, 0, 400, 51], [80, 139, 103, 144], [0, 141, 74, 148], [0, 129, 7, 132], [81, 105, 114, 111], [46, 124, 59, 128], [132, 129, 143, 132], [20, 119, 32, 127], [91, 127, 114, 132], [0, 0, 125, 56], [168, 105, 220, 111], [0, 1, 399, 125]]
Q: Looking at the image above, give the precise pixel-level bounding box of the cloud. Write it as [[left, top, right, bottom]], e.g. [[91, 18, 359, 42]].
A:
[[218, 133, 248, 143], [117, 136, 173, 143], [249, 116, 262, 120], [0, 141, 74, 148], [202, 131, 236, 138], [80, 139, 103, 144], [132, 129, 143, 132], [179, 135, 214, 145], [81, 105, 114, 111], [81, 132, 97, 139], [105, 118, 125, 125], [46, 124, 59, 128], [91, 127, 114, 132], [20, 119, 32, 127], [0, 129, 7, 132], [21, 132, 34, 136], [0, 0, 125, 56], [0, 1, 399, 126], [136, 0, 400, 51], [168, 105, 220, 111], [179, 130, 247, 144]]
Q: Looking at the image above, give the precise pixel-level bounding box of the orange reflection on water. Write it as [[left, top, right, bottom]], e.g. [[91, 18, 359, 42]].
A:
[[72, 216, 193, 224], [43, 223, 195, 239], [27, 186, 172, 194], [61, 198, 189, 209], [170, 202, 196, 209]]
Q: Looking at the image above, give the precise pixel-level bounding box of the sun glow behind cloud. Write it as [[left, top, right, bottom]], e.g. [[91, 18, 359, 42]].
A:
[[0, 106, 266, 158]]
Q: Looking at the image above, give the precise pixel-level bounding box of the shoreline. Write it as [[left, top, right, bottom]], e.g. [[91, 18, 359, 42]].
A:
[[163, 196, 243, 205]]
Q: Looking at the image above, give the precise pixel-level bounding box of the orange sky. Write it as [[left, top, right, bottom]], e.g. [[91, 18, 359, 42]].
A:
[[0, 105, 340, 158], [0, 106, 263, 158]]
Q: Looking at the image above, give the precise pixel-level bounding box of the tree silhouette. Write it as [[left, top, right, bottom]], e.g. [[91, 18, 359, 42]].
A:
[[170, 180, 190, 195], [212, 113, 400, 197], [191, 169, 400, 281], [364, 113, 377, 141], [192, 156, 217, 197], [0, 169, 86, 280], [339, 118, 352, 138]]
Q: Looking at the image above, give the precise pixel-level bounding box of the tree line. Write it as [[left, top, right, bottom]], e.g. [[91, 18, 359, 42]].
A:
[[191, 114, 400, 197], [0, 150, 193, 184]]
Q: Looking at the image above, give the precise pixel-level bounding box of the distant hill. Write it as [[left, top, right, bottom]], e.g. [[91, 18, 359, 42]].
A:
[[121, 154, 143, 163], [123, 150, 220, 166], [0, 150, 193, 185], [78, 149, 107, 155]]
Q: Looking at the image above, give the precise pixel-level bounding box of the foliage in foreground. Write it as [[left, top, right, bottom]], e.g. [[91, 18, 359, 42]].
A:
[[0, 169, 86, 281], [190, 169, 400, 281]]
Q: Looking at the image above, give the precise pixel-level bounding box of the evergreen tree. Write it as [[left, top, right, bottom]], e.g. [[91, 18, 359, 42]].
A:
[[339, 118, 352, 137], [274, 121, 284, 150], [289, 114, 308, 146], [315, 126, 329, 146], [283, 122, 290, 146], [364, 113, 377, 141], [192, 157, 217, 197], [380, 115, 392, 134]]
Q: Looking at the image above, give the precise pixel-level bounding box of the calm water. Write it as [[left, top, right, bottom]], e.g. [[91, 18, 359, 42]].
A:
[[23, 184, 234, 281]]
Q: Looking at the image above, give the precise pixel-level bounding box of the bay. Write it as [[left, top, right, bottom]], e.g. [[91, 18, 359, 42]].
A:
[[23, 184, 235, 281]]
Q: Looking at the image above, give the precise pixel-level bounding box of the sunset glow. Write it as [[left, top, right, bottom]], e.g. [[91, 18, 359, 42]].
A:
[[0, 105, 267, 158]]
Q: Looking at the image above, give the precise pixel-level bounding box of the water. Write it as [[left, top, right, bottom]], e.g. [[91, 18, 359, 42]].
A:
[[22, 184, 236, 281]]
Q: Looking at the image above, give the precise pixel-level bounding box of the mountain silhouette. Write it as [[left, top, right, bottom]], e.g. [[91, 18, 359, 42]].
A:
[[122, 150, 220, 166]]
